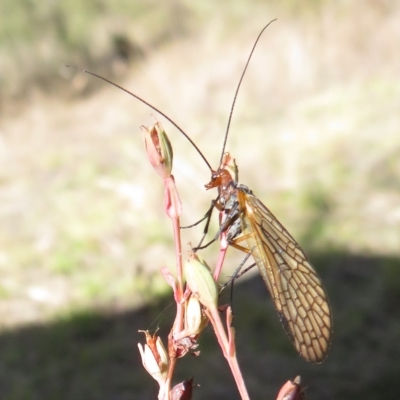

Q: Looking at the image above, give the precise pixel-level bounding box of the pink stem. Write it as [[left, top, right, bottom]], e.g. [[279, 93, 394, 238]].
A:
[[213, 231, 228, 280], [206, 307, 250, 400]]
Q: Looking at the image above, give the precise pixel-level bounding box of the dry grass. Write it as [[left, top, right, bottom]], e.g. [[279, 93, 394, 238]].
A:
[[0, 0, 400, 400], [0, 1, 399, 398], [0, 0, 399, 327]]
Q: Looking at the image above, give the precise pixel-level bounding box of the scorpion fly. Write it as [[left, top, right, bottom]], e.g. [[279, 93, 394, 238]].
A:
[[193, 22, 332, 363], [69, 21, 332, 363], [204, 151, 332, 363]]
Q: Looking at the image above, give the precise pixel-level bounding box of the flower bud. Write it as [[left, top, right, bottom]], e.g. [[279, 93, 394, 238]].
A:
[[142, 121, 173, 179], [184, 295, 208, 337], [184, 254, 218, 309], [171, 378, 194, 400], [276, 376, 304, 400], [138, 331, 169, 385]]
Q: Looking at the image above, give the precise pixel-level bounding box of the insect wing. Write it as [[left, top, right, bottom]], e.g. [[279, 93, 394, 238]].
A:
[[238, 190, 332, 363]]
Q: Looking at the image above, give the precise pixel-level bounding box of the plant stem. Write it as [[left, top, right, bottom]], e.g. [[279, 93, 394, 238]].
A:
[[206, 307, 250, 400]]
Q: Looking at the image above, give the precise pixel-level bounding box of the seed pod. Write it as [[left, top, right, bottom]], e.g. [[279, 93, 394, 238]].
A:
[[142, 121, 173, 179], [138, 331, 169, 385], [184, 255, 218, 310]]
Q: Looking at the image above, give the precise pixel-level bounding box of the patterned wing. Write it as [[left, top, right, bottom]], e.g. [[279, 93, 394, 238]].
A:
[[238, 190, 332, 363]]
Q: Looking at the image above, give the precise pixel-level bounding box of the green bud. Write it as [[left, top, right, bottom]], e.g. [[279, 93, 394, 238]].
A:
[[184, 295, 208, 336], [184, 255, 218, 309]]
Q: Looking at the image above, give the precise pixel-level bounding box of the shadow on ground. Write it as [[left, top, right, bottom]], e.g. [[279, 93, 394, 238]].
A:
[[1, 252, 399, 400]]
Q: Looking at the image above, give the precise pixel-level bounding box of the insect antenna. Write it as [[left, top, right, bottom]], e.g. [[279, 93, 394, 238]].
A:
[[219, 19, 276, 167], [66, 65, 213, 172]]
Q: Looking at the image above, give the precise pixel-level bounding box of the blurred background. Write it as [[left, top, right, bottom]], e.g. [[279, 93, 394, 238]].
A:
[[0, 0, 399, 399]]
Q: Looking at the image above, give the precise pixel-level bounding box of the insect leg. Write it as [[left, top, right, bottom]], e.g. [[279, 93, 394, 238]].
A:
[[181, 195, 221, 249], [219, 231, 260, 293], [180, 202, 215, 229], [229, 261, 255, 315], [219, 251, 254, 293], [223, 262, 257, 291], [192, 236, 216, 251], [193, 196, 242, 251], [221, 249, 254, 320]]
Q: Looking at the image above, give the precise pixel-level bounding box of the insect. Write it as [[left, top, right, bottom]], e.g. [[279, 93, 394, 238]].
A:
[[192, 23, 332, 363], [183, 123, 332, 361], [71, 20, 332, 363], [203, 151, 332, 363]]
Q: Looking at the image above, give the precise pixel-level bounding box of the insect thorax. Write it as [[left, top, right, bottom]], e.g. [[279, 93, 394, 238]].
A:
[[233, 182, 253, 195]]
